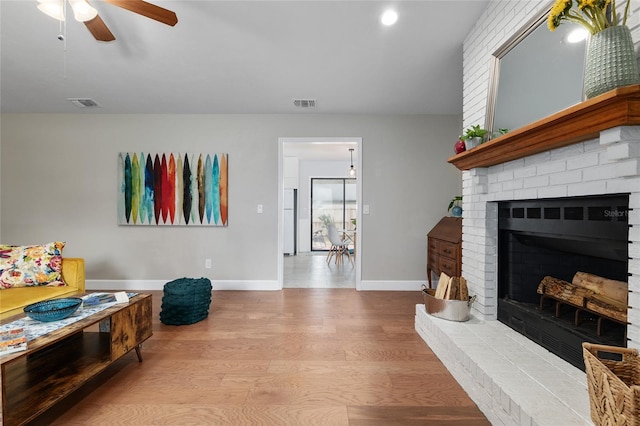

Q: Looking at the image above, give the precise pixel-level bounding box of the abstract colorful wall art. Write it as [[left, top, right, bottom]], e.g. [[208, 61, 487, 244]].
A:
[[118, 152, 228, 226]]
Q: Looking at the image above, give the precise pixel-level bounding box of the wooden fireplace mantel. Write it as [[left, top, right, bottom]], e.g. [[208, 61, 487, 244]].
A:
[[448, 84, 640, 170]]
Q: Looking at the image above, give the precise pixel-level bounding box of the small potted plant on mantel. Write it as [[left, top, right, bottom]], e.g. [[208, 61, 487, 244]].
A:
[[448, 196, 463, 217], [461, 125, 488, 150]]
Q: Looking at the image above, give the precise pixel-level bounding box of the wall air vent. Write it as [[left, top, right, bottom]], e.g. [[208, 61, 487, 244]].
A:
[[293, 99, 317, 108], [67, 98, 101, 108]]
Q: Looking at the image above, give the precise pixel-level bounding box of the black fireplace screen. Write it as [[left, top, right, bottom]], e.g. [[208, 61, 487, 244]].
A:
[[497, 194, 629, 370]]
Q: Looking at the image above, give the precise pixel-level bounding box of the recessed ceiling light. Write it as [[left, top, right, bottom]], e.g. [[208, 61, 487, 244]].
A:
[[380, 9, 398, 26], [566, 28, 588, 43]]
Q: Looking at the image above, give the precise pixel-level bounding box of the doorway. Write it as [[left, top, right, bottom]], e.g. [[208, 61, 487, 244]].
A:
[[278, 137, 362, 289]]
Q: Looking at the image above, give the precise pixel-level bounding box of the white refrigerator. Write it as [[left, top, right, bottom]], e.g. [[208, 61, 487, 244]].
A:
[[283, 189, 297, 255]]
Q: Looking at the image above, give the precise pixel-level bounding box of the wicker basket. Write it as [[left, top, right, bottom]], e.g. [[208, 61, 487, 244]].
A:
[[583, 342, 640, 425]]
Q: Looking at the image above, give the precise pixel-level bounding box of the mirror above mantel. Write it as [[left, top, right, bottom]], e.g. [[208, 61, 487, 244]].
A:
[[484, 1, 587, 136]]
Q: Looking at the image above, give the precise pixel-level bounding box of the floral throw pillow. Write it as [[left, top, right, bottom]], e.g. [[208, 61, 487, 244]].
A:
[[0, 241, 66, 289]]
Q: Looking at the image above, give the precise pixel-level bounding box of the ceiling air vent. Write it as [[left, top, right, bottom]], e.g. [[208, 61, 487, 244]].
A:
[[293, 99, 317, 108], [67, 98, 101, 108]]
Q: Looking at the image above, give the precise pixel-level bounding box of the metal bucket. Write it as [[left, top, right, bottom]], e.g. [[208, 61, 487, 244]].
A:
[[421, 284, 476, 322]]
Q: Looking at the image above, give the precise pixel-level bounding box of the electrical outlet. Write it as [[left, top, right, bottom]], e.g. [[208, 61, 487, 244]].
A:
[[205, 259, 212, 269], [257, 204, 263, 214]]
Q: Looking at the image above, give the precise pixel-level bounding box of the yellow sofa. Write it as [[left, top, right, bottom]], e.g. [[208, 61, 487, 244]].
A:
[[0, 258, 85, 320]]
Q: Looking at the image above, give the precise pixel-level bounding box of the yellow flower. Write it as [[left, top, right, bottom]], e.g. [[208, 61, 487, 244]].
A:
[[548, 0, 573, 31], [578, 0, 596, 8], [548, 0, 630, 34]]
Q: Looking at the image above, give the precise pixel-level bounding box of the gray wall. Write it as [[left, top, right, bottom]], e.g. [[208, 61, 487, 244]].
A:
[[1, 113, 461, 288]]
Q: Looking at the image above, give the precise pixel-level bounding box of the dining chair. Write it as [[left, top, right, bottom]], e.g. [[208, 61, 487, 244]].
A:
[[326, 223, 353, 266]]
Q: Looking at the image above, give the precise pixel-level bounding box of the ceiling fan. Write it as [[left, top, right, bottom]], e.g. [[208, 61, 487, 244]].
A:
[[37, 0, 178, 42]]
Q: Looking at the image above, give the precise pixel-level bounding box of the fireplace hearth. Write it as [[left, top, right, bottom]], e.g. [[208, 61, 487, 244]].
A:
[[497, 194, 629, 369]]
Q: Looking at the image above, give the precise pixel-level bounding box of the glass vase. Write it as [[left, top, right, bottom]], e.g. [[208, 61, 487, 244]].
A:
[[583, 25, 640, 99]]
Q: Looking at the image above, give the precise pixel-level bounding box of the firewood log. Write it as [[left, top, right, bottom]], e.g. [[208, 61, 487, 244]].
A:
[[445, 277, 459, 300], [435, 272, 450, 299], [459, 277, 469, 301], [537, 276, 591, 307], [572, 272, 628, 305], [586, 297, 627, 323]]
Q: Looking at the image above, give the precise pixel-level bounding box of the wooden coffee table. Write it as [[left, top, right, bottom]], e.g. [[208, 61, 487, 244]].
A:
[[0, 293, 152, 426]]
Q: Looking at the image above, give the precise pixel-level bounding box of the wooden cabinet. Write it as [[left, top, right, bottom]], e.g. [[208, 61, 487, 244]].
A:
[[427, 217, 462, 288]]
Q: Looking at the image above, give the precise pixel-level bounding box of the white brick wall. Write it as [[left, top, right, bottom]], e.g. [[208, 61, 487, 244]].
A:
[[461, 1, 640, 347]]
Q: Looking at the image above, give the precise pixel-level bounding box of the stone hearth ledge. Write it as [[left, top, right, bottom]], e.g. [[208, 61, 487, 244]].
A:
[[415, 305, 592, 426]]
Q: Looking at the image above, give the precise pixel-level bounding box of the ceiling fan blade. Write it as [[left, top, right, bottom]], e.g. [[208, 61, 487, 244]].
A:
[[105, 0, 178, 26], [84, 15, 116, 41]]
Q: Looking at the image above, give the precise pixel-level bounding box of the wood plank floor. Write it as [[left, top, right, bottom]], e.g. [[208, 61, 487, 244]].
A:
[[36, 290, 489, 425]]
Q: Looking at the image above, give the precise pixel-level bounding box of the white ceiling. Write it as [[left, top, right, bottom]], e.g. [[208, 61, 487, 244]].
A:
[[0, 0, 489, 115]]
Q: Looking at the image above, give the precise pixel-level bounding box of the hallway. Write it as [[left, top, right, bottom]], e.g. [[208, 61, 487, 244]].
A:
[[283, 252, 355, 289]]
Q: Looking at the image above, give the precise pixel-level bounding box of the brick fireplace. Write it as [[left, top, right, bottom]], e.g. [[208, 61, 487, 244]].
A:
[[415, 88, 640, 425], [460, 127, 640, 339]]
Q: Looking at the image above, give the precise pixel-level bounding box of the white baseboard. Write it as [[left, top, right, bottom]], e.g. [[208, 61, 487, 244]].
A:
[[357, 280, 425, 291], [86, 280, 280, 291]]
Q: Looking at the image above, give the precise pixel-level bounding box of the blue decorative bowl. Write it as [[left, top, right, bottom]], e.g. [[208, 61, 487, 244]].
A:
[[23, 297, 82, 322]]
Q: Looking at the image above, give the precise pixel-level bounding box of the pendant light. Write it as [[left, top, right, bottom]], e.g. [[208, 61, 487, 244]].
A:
[[348, 148, 356, 178]]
